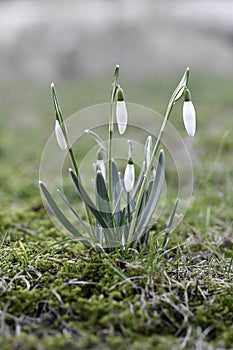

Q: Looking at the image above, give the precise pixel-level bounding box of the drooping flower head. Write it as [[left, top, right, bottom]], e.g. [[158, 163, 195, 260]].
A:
[[124, 141, 135, 192], [182, 88, 196, 137], [96, 150, 106, 181], [144, 135, 152, 171], [116, 87, 128, 135]]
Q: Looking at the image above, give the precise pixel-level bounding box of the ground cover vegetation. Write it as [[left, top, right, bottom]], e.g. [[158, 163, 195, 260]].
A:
[[0, 73, 232, 349]]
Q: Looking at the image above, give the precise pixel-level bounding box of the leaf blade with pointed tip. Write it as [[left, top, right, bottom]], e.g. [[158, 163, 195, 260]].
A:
[[39, 182, 90, 247], [135, 149, 165, 239], [131, 161, 146, 201], [57, 189, 94, 240], [69, 169, 114, 245], [95, 170, 114, 228], [162, 199, 179, 250]]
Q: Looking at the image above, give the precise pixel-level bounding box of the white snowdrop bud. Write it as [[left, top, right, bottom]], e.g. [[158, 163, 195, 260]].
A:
[[182, 89, 196, 137], [116, 87, 128, 135], [145, 135, 152, 170], [96, 151, 106, 181], [150, 166, 156, 181], [124, 159, 135, 192], [55, 120, 67, 150]]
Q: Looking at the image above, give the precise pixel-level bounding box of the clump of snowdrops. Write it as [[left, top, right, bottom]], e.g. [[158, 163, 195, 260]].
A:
[[39, 66, 196, 251]]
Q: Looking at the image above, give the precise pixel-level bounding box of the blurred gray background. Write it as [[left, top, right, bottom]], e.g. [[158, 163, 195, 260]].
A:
[[0, 0, 233, 176], [1, 0, 233, 82]]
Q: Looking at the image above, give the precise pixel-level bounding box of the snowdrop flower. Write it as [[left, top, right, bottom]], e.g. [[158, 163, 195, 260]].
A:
[[124, 158, 135, 192], [55, 120, 67, 150], [150, 166, 156, 181], [124, 140, 135, 192], [116, 87, 128, 135], [96, 151, 106, 181], [145, 135, 152, 171], [182, 89, 196, 137]]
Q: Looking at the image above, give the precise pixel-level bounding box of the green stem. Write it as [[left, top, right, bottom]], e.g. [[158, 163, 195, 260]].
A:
[[51, 83, 94, 234], [127, 99, 175, 245], [68, 147, 79, 179], [127, 192, 131, 225], [108, 65, 119, 205], [68, 144, 94, 231], [108, 101, 113, 204]]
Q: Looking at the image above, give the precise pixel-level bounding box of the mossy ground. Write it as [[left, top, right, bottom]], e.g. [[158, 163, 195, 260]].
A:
[[0, 75, 232, 349]]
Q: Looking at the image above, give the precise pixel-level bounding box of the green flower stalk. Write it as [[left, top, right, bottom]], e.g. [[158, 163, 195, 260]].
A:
[[51, 82, 80, 179], [108, 65, 120, 203], [126, 67, 191, 245]]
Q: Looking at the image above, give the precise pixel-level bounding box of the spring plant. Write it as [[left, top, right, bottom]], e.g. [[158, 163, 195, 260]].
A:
[[39, 66, 196, 251]]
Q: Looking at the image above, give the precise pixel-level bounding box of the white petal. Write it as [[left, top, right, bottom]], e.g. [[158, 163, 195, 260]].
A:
[[55, 120, 67, 150], [182, 101, 196, 137], [145, 136, 152, 170], [150, 166, 156, 181], [116, 101, 128, 135], [124, 163, 135, 192]]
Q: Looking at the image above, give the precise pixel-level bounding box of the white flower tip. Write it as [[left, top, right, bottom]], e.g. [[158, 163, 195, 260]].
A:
[[55, 120, 67, 150], [51, 82, 55, 88], [39, 181, 43, 185], [119, 126, 126, 135], [68, 168, 73, 174], [183, 101, 196, 137]]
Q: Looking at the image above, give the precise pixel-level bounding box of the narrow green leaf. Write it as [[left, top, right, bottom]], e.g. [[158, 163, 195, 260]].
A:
[[51, 83, 63, 124], [167, 198, 178, 229], [135, 149, 165, 238], [96, 170, 114, 227], [137, 188, 147, 217], [112, 161, 122, 216], [39, 182, 90, 247], [69, 169, 114, 240], [57, 189, 94, 240], [131, 161, 146, 201], [162, 199, 178, 249]]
